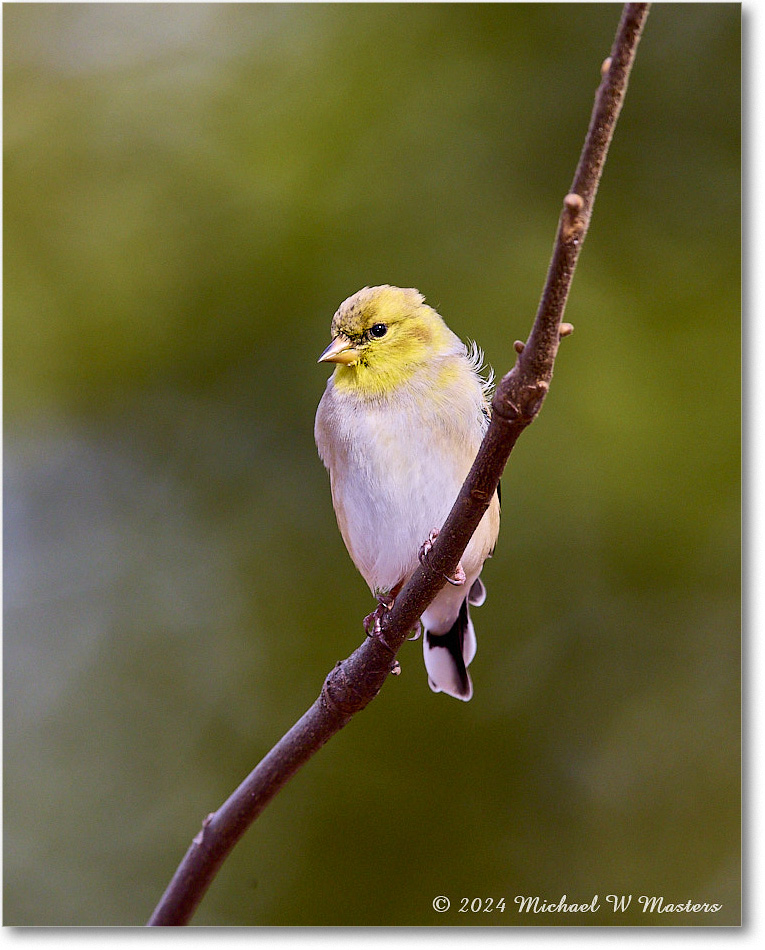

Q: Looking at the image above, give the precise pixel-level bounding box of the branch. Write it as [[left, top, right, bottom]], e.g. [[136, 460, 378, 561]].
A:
[[147, 3, 650, 926]]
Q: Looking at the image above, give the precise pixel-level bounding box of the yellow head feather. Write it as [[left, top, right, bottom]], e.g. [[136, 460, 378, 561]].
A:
[[319, 285, 459, 397]]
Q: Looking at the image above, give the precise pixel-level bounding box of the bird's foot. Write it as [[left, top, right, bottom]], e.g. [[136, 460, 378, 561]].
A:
[[363, 602, 387, 638], [444, 562, 466, 586], [418, 528, 440, 563], [364, 595, 396, 652], [418, 528, 466, 586]]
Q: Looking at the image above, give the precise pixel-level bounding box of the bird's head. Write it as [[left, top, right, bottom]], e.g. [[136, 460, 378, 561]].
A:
[[318, 285, 457, 395]]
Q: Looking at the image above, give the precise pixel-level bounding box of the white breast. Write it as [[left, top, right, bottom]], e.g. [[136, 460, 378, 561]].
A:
[[316, 359, 497, 597]]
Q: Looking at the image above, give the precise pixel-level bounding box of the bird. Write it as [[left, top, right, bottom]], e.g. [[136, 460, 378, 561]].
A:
[[314, 285, 500, 701]]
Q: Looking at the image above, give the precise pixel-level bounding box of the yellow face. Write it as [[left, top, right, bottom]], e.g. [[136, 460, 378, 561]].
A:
[[318, 285, 454, 394]]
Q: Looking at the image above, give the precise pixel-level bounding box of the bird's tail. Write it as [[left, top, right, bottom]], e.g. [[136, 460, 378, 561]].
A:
[[423, 578, 485, 702]]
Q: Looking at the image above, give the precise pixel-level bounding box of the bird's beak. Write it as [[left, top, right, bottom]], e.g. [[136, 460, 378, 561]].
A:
[[318, 336, 360, 365]]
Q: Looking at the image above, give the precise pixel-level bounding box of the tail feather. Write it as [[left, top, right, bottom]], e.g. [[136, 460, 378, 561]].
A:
[[468, 576, 486, 606], [423, 598, 475, 702]]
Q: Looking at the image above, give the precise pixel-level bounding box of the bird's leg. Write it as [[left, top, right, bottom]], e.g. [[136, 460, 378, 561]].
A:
[[418, 527, 467, 587], [363, 596, 393, 639], [363, 582, 403, 652]]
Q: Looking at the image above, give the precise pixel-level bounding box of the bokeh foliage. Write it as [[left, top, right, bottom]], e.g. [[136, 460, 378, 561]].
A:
[[4, 2, 739, 926]]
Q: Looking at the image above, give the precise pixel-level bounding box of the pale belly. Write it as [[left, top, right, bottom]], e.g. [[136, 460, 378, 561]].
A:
[[330, 403, 493, 596]]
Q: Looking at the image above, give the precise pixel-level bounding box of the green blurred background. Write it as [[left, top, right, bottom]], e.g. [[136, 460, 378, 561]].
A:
[[4, 2, 740, 927]]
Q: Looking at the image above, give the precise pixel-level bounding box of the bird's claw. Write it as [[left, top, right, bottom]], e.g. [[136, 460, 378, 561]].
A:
[[363, 604, 384, 637], [419, 528, 466, 586], [364, 598, 395, 652], [418, 528, 440, 564], [444, 562, 467, 586]]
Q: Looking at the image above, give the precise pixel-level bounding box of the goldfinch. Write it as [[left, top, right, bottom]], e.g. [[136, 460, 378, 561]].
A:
[[315, 286, 500, 701]]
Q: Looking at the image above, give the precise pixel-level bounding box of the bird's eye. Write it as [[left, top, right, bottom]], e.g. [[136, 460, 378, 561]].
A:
[[369, 323, 388, 339]]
